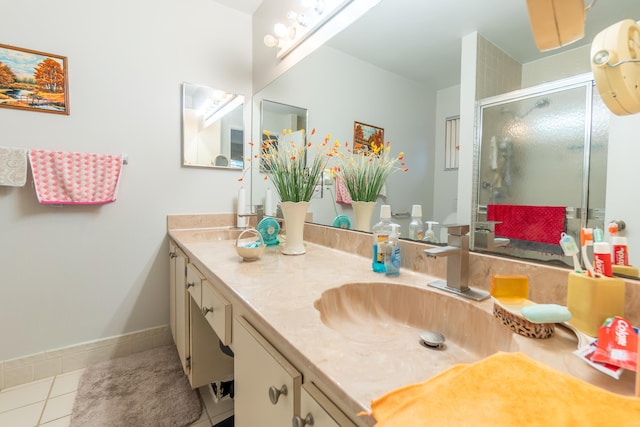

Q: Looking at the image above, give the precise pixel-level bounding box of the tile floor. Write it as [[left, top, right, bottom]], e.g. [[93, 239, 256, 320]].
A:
[[0, 369, 214, 427]]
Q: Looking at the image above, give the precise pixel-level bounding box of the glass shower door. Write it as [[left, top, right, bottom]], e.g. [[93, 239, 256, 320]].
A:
[[473, 75, 608, 266]]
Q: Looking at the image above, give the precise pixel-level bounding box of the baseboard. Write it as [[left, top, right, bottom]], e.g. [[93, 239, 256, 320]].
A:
[[0, 325, 172, 390]]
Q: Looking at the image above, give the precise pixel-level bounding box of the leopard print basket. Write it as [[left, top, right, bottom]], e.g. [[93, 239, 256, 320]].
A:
[[493, 303, 555, 339]]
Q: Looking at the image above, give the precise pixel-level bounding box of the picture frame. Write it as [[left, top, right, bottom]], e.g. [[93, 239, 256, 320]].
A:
[[0, 44, 69, 115], [353, 121, 384, 154]]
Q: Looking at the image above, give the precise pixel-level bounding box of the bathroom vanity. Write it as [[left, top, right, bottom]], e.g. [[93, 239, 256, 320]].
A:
[[167, 215, 639, 427]]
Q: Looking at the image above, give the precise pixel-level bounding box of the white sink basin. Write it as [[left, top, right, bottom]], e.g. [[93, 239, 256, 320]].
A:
[[314, 282, 514, 358]]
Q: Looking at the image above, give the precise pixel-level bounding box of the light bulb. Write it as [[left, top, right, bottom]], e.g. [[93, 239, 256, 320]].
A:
[[302, 0, 324, 14], [274, 23, 289, 38], [263, 34, 278, 48]]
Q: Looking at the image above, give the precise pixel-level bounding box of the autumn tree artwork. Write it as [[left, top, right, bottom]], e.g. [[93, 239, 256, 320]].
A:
[[353, 121, 384, 156], [0, 44, 69, 115]]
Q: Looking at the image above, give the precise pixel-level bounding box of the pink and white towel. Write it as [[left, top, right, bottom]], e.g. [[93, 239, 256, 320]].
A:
[[335, 176, 352, 204], [29, 149, 123, 205]]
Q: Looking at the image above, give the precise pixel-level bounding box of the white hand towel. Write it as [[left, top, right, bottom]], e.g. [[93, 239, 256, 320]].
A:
[[0, 147, 28, 187]]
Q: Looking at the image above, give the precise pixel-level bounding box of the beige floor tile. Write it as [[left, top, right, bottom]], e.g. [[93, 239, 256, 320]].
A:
[[0, 401, 44, 427], [40, 391, 76, 424], [40, 414, 71, 426], [0, 377, 52, 413], [50, 370, 84, 398]]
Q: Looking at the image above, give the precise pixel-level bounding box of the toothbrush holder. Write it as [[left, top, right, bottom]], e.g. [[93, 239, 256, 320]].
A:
[[566, 271, 625, 337]]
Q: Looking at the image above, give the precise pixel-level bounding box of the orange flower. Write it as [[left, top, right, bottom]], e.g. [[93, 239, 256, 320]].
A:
[[311, 128, 316, 135]]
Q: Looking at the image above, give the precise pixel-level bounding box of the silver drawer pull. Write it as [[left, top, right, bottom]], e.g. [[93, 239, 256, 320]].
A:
[[268, 384, 287, 405], [292, 413, 314, 427], [186, 282, 195, 289], [202, 306, 213, 316]]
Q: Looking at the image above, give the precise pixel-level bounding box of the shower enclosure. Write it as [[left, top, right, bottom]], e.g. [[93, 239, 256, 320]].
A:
[[472, 73, 609, 267]]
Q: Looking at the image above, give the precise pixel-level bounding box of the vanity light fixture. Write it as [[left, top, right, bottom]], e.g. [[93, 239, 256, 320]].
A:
[[301, 0, 325, 15], [263, 0, 353, 59], [590, 19, 640, 115]]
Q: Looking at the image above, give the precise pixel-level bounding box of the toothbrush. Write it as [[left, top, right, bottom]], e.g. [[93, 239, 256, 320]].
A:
[[580, 228, 597, 277], [559, 233, 581, 273]]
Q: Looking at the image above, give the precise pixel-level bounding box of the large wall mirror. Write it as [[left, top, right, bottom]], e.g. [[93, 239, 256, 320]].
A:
[[182, 82, 245, 169], [251, 0, 640, 271]]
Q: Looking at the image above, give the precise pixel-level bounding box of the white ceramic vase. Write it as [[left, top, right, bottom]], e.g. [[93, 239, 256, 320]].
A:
[[351, 201, 377, 232], [280, 201, 309, 255]]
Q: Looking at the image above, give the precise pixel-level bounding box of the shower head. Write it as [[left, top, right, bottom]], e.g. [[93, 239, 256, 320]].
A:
[[535, 98, 551, 108]]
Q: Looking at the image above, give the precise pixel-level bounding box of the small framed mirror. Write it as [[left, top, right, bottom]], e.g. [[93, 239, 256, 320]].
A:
[[260, 99, 308, 171], [182, 82, 245, 169]]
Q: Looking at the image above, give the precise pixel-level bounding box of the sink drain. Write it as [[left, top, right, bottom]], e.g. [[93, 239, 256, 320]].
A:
[[419, 330, 445, 349]]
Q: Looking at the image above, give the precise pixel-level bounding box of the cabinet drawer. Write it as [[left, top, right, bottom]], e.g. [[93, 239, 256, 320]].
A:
[[202, 279, 232, 345], [186, 263, 203, 308]]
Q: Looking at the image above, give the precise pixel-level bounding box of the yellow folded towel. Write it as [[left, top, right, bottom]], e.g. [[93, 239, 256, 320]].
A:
[[369, 352, 640, 426]]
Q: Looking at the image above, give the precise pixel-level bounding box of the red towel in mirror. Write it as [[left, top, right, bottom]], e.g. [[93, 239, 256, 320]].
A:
[[487, 204, 565, 245]]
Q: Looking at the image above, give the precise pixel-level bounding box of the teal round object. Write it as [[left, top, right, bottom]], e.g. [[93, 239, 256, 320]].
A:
[[332, 215, 351, 229], [257, 217, 280, 246]]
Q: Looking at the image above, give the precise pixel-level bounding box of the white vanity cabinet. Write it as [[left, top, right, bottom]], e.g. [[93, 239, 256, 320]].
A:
[[234, 316, 302, 427]]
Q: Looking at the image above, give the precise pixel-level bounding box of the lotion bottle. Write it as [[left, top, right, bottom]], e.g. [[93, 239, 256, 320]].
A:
[[408, 205, 424, 241], [372, 205, 397, 273], [384, 224, 401, 277]]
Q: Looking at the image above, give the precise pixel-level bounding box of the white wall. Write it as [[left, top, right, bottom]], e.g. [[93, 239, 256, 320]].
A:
[[252, 46, 434, 230], [0, 0, 252, 360], [433, 85, 460, 225]]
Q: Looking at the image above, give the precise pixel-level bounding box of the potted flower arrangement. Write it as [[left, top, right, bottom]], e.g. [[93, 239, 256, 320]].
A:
[[332, 138, 407, 231], [262, 129, 333, 254]]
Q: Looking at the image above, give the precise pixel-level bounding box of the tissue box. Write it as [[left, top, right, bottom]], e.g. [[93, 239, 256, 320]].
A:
[[566, 271, 625, 337]]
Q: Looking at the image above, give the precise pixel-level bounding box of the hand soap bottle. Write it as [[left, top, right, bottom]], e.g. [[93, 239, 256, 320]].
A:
[[384, 224, 401, 277], [372, 205, 397, 273]]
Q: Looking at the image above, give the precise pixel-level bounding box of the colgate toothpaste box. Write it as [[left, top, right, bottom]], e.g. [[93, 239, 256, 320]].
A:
[[591, 316, 638, 371]]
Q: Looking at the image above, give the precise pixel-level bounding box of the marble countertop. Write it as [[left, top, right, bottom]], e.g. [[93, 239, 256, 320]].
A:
[[168, 226, 637, 424]]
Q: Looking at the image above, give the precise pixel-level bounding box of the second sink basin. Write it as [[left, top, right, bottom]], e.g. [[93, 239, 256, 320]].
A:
[[314, 282, 514, 359]]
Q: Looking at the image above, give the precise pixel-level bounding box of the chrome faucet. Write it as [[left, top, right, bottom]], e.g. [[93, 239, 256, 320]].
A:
[[238, 204, 265, 226], [423, 224, 489, 301]]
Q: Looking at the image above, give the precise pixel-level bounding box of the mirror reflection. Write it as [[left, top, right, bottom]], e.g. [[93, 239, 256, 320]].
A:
[[472, 74, 609, 267], [260, 99, 308, 174], [251, 0, 639, 271], [182, 82, 244, 169]]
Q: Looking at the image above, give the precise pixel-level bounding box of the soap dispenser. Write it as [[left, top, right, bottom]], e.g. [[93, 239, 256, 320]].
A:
[[384, 224, 401, 277], [423, 221, 439, 243]]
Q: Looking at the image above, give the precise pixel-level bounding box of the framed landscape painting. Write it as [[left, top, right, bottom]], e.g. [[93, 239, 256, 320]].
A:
[[353, 121, 384, 155], [0, 44, 69, 115]]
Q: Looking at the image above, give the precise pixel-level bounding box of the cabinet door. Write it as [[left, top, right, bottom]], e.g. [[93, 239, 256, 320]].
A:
[[234, 316, 301, 427], [172, 245, 190, 375], [186, 263, 203, 309], [169, 241, 178, 342], [202, 279, 232, 345], [297, 383, 357, 427], [189, 297, 234, 389]]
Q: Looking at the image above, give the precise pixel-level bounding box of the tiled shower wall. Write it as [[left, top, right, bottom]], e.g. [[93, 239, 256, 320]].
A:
[[476, 35, 522, 99]]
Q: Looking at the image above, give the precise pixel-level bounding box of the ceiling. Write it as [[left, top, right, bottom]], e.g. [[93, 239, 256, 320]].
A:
[[325, 0, 639, 89], [215, 0, 638, 91], [212, 0, 262, 14]]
